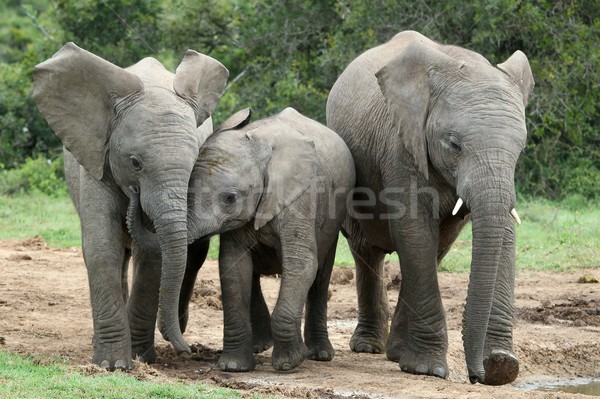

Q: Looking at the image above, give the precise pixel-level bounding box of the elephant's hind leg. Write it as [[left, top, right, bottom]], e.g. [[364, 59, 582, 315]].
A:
[[347, 223, 389, 354], [179, 238, 210, 334], [304, 236, 337, 361], [250, 273, 273, 353]]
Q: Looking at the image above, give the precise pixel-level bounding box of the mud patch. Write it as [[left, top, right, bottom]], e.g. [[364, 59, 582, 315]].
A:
[[517, 298, 600, 326], [330, 268, 354, 285], [191, 280, 222, 310]]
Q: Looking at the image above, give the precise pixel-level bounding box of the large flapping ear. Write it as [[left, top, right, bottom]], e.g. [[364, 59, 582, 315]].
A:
[[248, 122, 318, 230], [497, 50, 535, 106], [32, 42, 144, 180], [173, 50, 229, 127], [376, 41, 458, 180], [215, 108, 252, 133]]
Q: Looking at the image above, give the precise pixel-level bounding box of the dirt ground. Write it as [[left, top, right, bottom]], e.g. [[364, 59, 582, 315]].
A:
[[1, 236, 599, 398]]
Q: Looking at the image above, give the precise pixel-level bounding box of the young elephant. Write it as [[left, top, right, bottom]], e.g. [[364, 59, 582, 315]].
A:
[[189, 108, 355, 371], [33, 43, 228, 369]]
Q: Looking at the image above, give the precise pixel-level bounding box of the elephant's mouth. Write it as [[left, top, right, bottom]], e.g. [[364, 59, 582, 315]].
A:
[[126, 185, 159, 252], [452, 197, 521, 225]]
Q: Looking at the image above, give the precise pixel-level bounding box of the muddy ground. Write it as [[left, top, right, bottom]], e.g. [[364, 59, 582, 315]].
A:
[[1, 236, 599, 398]]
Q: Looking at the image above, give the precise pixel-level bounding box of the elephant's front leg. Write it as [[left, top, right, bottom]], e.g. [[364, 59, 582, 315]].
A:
[[217, 233, 255, 372], [271, 225, 318, 371], [82, 218, 132, 370], [387, 217, 448, 379], [127, 245, 161, 364]]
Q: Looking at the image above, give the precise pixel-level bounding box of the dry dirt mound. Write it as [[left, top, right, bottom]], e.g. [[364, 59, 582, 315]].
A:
[[1, 237, 599, 398]]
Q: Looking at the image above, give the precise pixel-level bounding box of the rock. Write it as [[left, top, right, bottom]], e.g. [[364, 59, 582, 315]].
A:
[[577, 274, 599, 284]]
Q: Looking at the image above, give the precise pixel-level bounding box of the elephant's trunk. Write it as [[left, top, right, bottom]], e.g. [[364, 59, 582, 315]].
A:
[[461, 181, 514, 384], [145, 188, 191, 354]]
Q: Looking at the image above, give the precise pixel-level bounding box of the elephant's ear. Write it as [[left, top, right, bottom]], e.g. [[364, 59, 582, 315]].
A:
[[173, 50, 229, 127], [376, 42, 457, 180], [248, 123, 318, 230], [215, 108, 252, 133], [497, 50, 535, 107], [32, 42, 144, 180]]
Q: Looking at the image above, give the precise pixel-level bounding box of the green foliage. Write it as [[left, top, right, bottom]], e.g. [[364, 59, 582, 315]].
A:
[[0, 350, 248, 399], [0, 155, 67, 196], [0, 0, 598, 199], [54, 0, 164, 66]]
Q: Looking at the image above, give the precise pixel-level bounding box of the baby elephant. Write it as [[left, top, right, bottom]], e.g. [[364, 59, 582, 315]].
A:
[[188, 107, 355, 371]]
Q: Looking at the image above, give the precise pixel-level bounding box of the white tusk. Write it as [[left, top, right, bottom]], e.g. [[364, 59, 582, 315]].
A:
[[452, 198, 464, 216], [510, 208, 522, 225]]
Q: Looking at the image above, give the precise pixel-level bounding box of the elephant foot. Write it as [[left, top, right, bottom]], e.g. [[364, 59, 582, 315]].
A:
[[395, 347, 448, 379], [272, 340, 308, 371], [92, 345, 133, 371], [132, 343, 156, 364], [217, 350, 256, 372], [387, 334, 447, 379], [481, 350, 519, 385], [252, 325, 273, 353], [306, 338, 334, 361], [349, 323, 386, 354]]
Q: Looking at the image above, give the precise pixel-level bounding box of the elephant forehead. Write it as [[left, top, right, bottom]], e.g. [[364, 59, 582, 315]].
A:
[[126, 57, 175, 89], [119, 93, 196, 128]]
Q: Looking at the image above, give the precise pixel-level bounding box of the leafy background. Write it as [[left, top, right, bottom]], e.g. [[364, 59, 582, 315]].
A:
[[1, 0, 598, 200]]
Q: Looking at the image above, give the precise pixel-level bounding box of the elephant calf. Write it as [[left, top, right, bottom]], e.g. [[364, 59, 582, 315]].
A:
[[187, 107, 355, 371]]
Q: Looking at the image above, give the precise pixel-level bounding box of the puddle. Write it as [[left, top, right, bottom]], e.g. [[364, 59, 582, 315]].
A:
[[518, 378, 600, 396]]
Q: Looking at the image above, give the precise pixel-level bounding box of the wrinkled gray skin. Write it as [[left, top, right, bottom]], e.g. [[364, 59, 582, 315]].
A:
[[326, 31, 534, 385], [187, 107, 355, 371], [32, 43, 228, 370]]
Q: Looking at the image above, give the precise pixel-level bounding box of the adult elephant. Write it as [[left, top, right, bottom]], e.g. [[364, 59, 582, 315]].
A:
[[326, 31, 534, 385], [32, 43, 228, 370]]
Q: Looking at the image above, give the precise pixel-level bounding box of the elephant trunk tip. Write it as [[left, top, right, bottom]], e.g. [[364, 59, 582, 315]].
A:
[[159, 318, 191, 354]]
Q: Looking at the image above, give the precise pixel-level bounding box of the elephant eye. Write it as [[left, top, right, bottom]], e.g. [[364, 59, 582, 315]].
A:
[[129, 155, 143, 171], [448, 135, 462, 152], [223, 192, 237, 205]]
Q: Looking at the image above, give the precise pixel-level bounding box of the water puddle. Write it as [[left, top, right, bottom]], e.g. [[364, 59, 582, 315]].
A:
[[518, 378, 600, 396]]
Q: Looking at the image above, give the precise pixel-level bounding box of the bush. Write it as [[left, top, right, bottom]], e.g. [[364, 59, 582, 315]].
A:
[[0, 155, 67, 196]]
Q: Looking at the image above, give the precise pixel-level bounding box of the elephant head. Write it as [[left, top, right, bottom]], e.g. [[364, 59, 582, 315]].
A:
[[32, 43, 228, 354], [376, 40, 534, 383], [183, 108, 318, 241]]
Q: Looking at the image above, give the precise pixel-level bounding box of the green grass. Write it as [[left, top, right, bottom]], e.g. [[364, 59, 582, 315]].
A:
[[0, 351, 248, 399], [0, 192, 81, 247], [0, 192, 598, 272]]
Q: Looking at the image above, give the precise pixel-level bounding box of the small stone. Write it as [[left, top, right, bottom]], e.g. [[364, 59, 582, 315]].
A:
[[577, 274, 599, 284]]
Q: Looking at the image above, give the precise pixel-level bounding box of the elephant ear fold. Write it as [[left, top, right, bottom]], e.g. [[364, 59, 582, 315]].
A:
[[249, 113, 318, 230], [173, 50, 229, 127], [497, 50, 535, 107], [32, 42, 144, 180], [215, 108, 252, 133]]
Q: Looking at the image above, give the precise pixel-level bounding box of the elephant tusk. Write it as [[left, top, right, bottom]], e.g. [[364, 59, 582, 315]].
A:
[[510, 208, 522, 225], [452, 198, 464, 216]]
